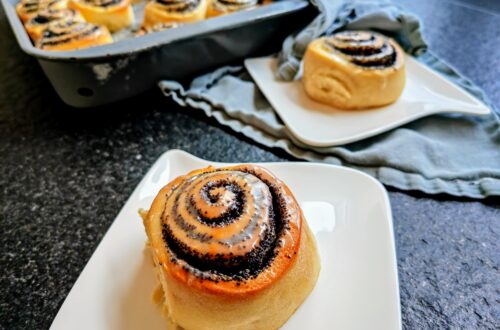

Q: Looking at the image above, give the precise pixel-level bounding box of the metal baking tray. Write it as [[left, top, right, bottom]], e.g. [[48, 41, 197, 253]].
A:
[[1, 0, 314, 107]]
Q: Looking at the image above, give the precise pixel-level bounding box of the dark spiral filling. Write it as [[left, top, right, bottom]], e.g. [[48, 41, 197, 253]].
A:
[[32, 13, 52, 24], [195, 181, 245, 226], [82, 0, 123, 7], [39, 20, 100, 47], [326, 31, 398, 68], [137, 22, 179, 35], [30, 9, 77, 25], [155, 0, 200, 12], [20, 0, 62, 14], [161, 168, 290, 282]]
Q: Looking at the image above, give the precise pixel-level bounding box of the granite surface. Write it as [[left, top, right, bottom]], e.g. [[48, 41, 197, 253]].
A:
[[0, 0, 499, 329]]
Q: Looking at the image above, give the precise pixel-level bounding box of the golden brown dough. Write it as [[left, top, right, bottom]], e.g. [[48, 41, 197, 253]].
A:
[[142, 164, 320, 330], [68, 0, 134, 32], [36, 19, 112, 51], [303, 31, 406, 110], [206, 0, 258, 18], [16, 0, 68, 23], [136, 22, 179, 36], [142, 0, 207, 28], [24, 8, 84, 42]]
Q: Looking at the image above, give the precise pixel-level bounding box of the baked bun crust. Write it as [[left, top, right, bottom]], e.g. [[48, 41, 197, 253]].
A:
[[68, 0, 134, 32], [16, 0, 67, 23], [303, 31, 406, 110], [142, 0, 207, 28], [136, 22, 179, 35], [24, 8, 84, 42], [206, 0, 257, 18], [36, 20, 112, 50], [142, 164, 320, 330]]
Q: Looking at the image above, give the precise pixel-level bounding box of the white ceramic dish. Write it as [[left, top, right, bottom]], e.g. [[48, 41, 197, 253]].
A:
[[244, 56, 490, 147], [50, 150, 401, 330]]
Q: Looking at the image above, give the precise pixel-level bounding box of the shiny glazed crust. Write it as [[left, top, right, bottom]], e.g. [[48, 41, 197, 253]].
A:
[[68, 0, 134, 32], [142, 0, 207, 28], [24, 8, 85, 42], [36, 20, 112, 50], [142, 164, 320, 329], [206, 0, 258, 18], [136, 22, 179, 35], [303, 31, 406, 110], [16, 0, 68, 23]]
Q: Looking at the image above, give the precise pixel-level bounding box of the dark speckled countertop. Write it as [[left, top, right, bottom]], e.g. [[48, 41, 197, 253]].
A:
[[0, 0, 499, 329]]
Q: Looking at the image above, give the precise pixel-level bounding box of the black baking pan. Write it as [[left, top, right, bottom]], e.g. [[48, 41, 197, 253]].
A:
[[1, 0, 315, 107]]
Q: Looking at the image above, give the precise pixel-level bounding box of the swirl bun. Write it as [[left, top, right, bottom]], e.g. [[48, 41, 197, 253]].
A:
[[325, 31, 401, 68], [16, 0, 68, 23], [303, 30, 406, 110], [24, 8, 84, 42], [136, 22, 179, 36], [68, 0, 134, 32], [142, 165, 320, 330], [206, 0, 258, 17], [142, 0, 207, 28], [36, 19, 112, 51]]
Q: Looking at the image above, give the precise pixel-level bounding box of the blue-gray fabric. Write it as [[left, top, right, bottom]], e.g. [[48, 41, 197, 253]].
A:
[[159, 0, 500, 199]]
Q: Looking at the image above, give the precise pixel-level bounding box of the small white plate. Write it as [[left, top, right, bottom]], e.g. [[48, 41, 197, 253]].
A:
[[50, 150, 400, 330], [244, 56, 490, 147]]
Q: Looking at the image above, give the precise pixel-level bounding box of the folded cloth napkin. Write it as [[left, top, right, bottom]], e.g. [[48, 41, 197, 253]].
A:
[[159, 0, 500, 199]]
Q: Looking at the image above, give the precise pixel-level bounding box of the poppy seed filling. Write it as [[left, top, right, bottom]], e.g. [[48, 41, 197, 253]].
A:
[[160, 168, 290, 282]]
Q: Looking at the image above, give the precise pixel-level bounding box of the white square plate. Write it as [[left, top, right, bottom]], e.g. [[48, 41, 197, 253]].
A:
[[245, 56, 490, 147], [50, 150, 400, 330]]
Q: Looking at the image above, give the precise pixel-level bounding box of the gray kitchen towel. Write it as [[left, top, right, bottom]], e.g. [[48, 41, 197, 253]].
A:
[[159, 0, 500, 199]]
